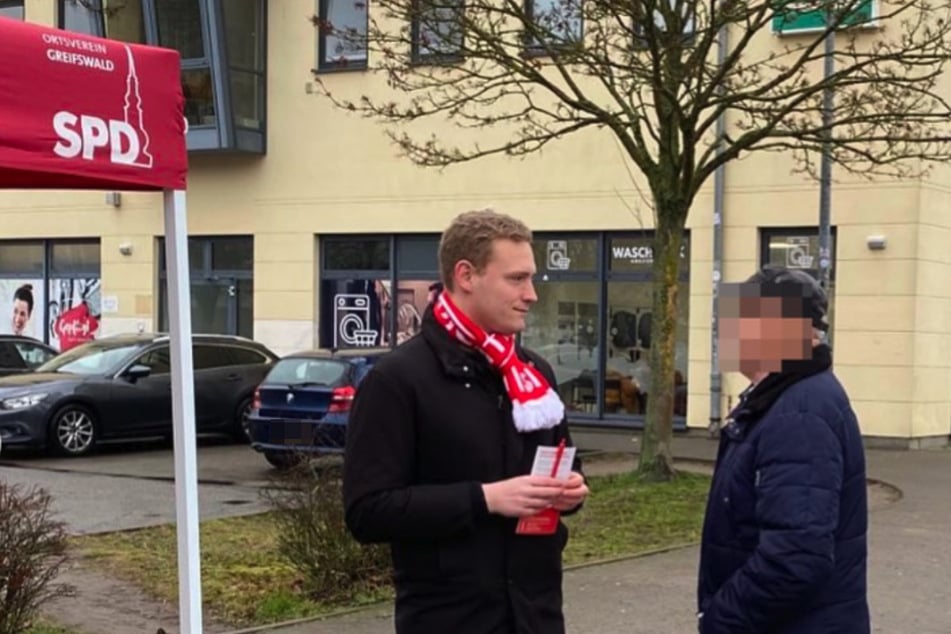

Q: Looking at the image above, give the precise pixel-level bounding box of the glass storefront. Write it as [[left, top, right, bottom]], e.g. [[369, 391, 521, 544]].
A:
[[760, 227, 837, 336], [319, 236, 440, 350], [319, 232, 690, 426], [0, 239, 102, 351], [158, 236, 254, 339], [524, 233, 690, 423]]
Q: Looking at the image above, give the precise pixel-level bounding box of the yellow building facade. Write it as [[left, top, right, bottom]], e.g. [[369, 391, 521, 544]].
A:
[[2, 0, 949, 445]]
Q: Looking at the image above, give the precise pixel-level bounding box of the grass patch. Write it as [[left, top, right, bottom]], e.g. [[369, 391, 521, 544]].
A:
[[73, 513, 388, 627], [74, 470, 711, 627], [563, 470, 711, 565]]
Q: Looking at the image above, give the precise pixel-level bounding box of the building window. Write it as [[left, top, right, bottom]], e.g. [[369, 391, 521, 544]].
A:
[[155, 0, 205, 58], [158, 236, 254, 338], [154, 0, 217, 128], [0, 1, 24, 20], [634, 0, 696, 46], [58, 0, 267, 153], [317, 0, 369, 69], [58, 0, 147, 42], [411, 0, 464, 62], [0, 240, 101, 351], [759, 227, 837, 335], [524, 0, 583, 50], [772, 0, 876, 34], [223, 0, 267, 131]]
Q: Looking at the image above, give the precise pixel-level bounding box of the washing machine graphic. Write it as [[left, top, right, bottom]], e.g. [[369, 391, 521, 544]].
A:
[[334, 293, 379, 347]]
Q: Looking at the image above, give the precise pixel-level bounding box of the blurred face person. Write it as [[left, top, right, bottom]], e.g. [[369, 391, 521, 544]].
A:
[[718, 283, 815, 381]]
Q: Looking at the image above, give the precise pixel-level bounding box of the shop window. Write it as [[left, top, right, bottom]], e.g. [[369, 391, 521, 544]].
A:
[[0, 278, 43, 340], [320, 278, 391, 349], [0, 240, 101, 350], [211, 237, 254, 271], [605, 280, 689, 417], [522, 281, 601, 413], [320, 235, 441, 349], [317, 231, 690, 426], [533, 237, 598, 274], [762, 229, 837, 274], [397, 236, 439, 273], [50, 241, 101, 276], [393, 280, 434, 345], [527, 231, 690, 423], [0, 242, 44, 276], [609, 234, 690, 274], [760, 227, 837, 335], [324, 238, 390, 271], [158, 236, 254, 338]]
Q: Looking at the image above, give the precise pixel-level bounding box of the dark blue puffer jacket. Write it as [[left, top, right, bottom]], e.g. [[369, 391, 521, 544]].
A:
[[697, 360, 870, 633]]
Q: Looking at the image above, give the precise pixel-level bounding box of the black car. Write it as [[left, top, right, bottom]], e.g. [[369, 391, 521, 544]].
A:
[[0, 333, 278, 457], [0, 335, 58, 377], [248, 348, 387, 468]]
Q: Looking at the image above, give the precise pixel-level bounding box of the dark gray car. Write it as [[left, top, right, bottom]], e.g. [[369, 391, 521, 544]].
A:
[[0, 333, 277, 457], [0, 335, 58, 377]]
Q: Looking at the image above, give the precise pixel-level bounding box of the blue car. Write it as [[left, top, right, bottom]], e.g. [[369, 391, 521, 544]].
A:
[[248, 348, 388, 468]]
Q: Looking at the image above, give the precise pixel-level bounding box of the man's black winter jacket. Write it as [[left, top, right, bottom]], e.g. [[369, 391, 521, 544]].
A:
[[343, 311, 582, 634]]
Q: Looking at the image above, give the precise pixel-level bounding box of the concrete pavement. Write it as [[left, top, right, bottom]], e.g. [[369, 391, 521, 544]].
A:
[[0, 441, 275, 534], [227, 440, 951, 634]]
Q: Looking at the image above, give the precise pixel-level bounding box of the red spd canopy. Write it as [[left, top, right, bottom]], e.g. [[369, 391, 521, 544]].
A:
[[0, 17, 187, 191]]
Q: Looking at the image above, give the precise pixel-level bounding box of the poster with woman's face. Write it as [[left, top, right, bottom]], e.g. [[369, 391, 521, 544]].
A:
[[0, 279, 45, 340]]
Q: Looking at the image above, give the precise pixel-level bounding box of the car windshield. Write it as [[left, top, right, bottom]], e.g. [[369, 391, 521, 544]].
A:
[[264, 358, 348, 387], [36, 342, 142, 376]]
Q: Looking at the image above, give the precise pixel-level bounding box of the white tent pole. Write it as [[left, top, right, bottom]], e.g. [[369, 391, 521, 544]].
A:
[[163, 188, 203, 634]]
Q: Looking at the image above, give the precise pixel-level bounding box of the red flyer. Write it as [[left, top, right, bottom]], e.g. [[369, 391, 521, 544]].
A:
[[516, 439, 576, 536]]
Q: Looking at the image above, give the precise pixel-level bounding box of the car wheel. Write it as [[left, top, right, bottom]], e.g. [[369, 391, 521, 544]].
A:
[[232, 397, 253, 443], [48, 404, 97, 457], [264, 450, 302, 470]]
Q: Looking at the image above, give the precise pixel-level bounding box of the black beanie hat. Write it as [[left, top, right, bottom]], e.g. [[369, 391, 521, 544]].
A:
[[745, 265, 829, 332]]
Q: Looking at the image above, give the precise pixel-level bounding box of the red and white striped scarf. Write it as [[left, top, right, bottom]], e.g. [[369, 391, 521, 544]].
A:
[[433, 292, 565, 433]]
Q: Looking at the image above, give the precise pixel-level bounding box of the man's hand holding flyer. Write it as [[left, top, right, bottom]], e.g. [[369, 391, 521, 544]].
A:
[[516, 439, 577, 535]]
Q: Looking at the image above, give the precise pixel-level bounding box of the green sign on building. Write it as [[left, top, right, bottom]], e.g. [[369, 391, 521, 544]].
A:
[[772, 0, 876, 34]]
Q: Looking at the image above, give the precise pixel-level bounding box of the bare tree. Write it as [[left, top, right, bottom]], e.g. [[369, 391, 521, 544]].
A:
[[312, 0, 951, 480]]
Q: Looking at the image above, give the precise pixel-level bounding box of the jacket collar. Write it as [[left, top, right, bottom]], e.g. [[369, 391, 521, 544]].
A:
[[420, 305, 535, 383], [722, 344, 833, 441], [420, 306, 492, 381]]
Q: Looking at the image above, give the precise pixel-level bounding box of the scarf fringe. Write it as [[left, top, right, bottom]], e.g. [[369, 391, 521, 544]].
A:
[[510, 387, 565, 433]]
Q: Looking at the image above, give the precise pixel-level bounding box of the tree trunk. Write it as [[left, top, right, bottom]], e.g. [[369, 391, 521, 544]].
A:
[[637, 212, 686, 481]]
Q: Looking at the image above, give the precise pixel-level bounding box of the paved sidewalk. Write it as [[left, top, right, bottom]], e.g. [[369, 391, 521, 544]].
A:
[[227, 440, 951, 634]]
